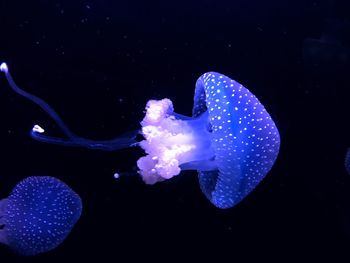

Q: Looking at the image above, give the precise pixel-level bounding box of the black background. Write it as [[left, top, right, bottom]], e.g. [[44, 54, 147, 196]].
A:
[[0, 0, 349, 262]]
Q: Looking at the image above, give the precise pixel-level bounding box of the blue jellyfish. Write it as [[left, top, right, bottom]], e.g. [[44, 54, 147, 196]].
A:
[[0, 176, 82, 256], [346, 148, 350, 175], [0, 63, 280, 208]]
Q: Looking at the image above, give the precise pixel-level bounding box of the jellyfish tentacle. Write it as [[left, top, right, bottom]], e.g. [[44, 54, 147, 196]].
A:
[[1, 62, 280, 209], [1, 63, 138, 151], [172, 112, 193, 120], [180, 159, 217, 171], [137, 99, 217, 184], [137, 73, 280, 208], [0, 63, 76, 139], [31, 127, 139, 151]]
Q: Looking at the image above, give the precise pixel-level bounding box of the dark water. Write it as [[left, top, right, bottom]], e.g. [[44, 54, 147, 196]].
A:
[[0, 0, 349, 261]]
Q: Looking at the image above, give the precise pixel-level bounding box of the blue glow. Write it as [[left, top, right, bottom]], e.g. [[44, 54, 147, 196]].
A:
[[0, 176, 82, 256], [192, 72, 280, 208], [0, 63, 137, 151], [1, 64, 280, 209]]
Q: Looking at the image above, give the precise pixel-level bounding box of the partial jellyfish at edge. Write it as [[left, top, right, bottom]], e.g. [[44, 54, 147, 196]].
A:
[[0, 176, 82, 256], [0, 63, 280, 209], [346, 148, 350, 175]]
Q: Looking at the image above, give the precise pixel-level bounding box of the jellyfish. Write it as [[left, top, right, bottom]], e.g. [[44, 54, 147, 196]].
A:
[[346, 148, 350, 175], [0, 176, 82, 256], [0, 62, 280, 208]]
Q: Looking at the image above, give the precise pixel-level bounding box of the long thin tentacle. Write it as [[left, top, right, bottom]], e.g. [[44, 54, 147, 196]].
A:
[[1, 63, 138, 151], [1, 63, 77, 139]]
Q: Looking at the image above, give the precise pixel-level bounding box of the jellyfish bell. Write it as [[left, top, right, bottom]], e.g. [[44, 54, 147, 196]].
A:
[[0, 176, 82, 256], [0, 63, 138, 151], [137, 73, 280, 208], [1, 63, 280, 209]]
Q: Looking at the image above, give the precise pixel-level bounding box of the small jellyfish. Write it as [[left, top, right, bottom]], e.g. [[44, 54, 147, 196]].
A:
[[303, 18, 350, 70], [0, 176, 82, 256], [346, 148, 350, 175], [1, 63, 280, 208]]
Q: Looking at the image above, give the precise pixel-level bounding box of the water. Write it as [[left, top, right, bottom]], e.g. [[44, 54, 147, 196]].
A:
[[0, 0, 349, 261]]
